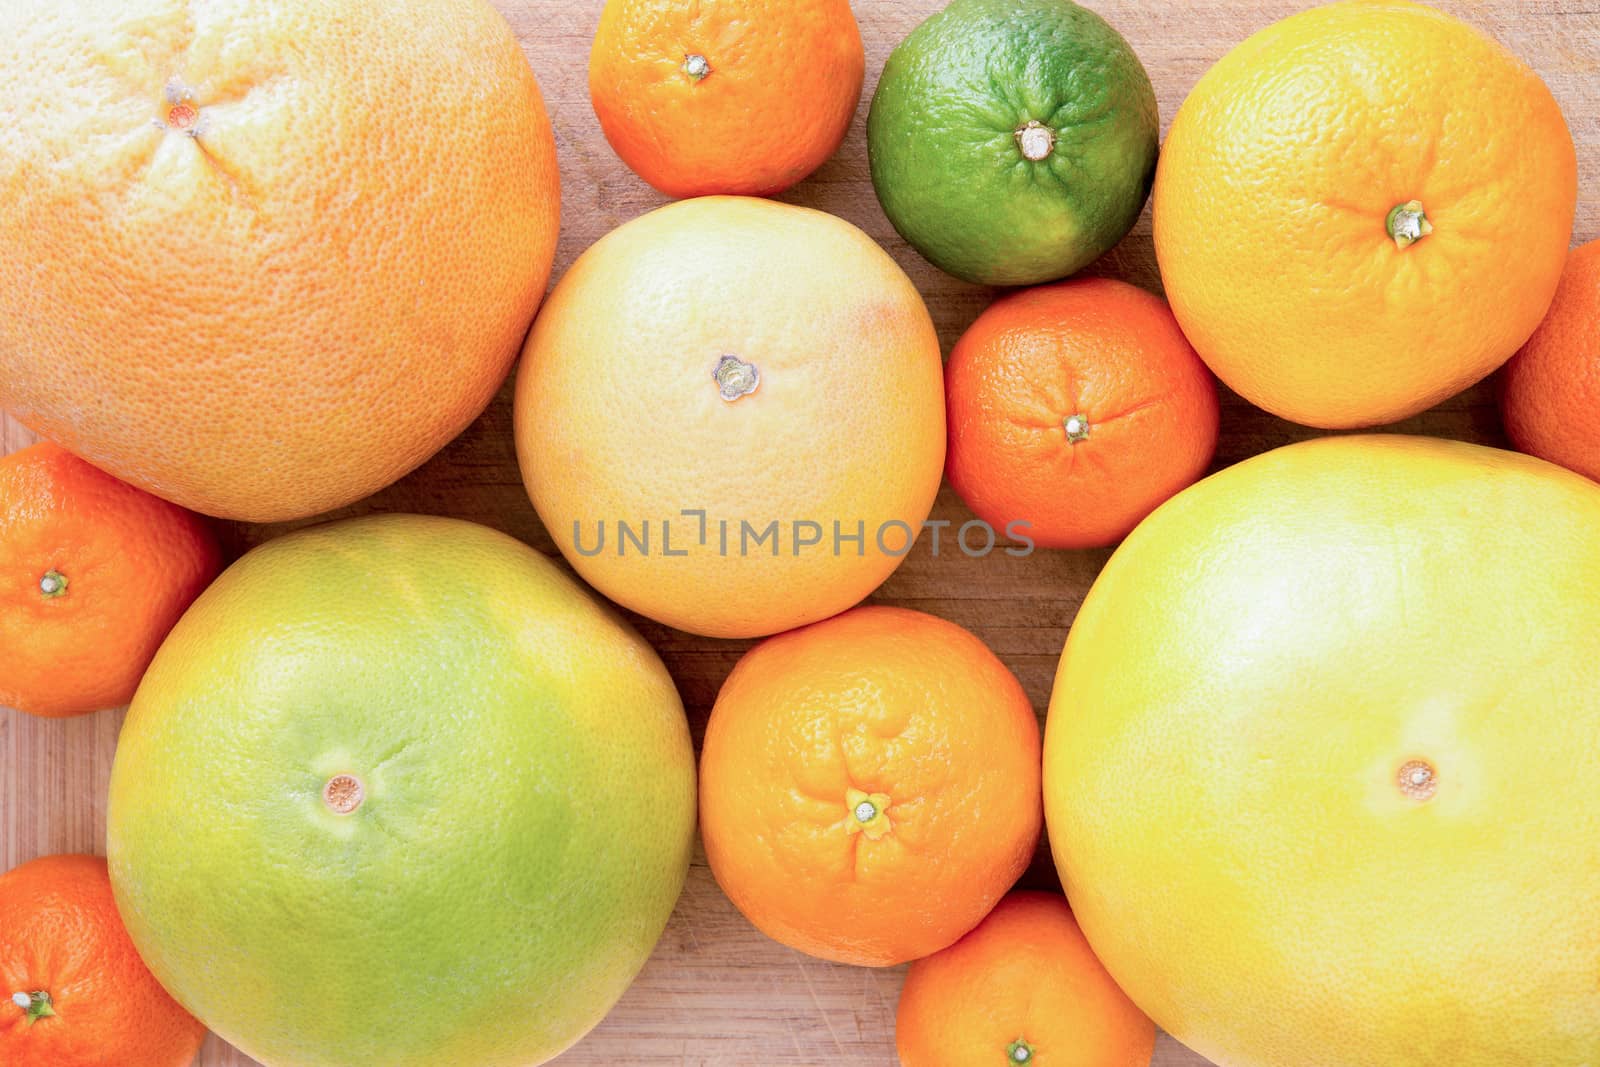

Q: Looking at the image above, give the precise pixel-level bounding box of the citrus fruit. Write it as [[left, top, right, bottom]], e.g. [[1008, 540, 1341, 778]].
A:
[[589, 0, 864, 198], [867, 0, 1158, 286], [514, 196, 945, 639], [1153, 0, 1578, 429], [106, 515, 695, 1067], [1500, 239, 1600, 482], [0, 442, 220, 718], [1044, 435, 1600, 1067], [0, 854, 206, 1067], [0, 0, 561, 521], [896, 891, 1155, 1067], [700, 606, 1042, 966], [945, 278, 1219, 550]]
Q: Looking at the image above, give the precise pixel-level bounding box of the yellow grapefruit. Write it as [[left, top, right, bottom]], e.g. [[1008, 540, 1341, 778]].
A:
[[1045, 435, 1600, 1066]]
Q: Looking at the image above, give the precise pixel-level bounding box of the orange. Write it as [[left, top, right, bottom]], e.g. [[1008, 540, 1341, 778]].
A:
[[0, 442, 220, 718], [1044, 435, 1600, 1066], [699, 606, 1042, 966], [945, 278, 1219, 550], [0, 0, 561, 521], [589, 0, 864, 198], [514, 196, 945, 639], [0, 854, 206, 1067], [1499, 239, 1600, 482], [1153, 0, 1577, 429], [896, 892, 1155, 1067]]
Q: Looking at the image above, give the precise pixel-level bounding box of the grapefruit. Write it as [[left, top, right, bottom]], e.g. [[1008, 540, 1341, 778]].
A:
[[514, 196, 945, 639], [1044, 435, 1600, 1066], [0, 0, 561, 521], [106, 515, 695, 1067]]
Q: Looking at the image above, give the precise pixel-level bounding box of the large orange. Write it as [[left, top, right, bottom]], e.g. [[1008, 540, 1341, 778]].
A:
[[1154, 0, 1577, 429], [1044, 435, 1600, 1066], [514, 197, 945, 639], [1499, 239, 1600, 482], [0, 442, 220, 718], [699, 606, 1042, 967], [0, 854, 206, 1067], [946, 278, 1219, 550], [896, 892, 1155, 1067], [0, 0, 560, 521], [589, 0, 864, 198]]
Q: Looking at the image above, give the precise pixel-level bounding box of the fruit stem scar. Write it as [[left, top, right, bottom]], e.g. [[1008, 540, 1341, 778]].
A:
[[682, 53, 712, 82], [1007, 1038, 1035, 1063], [157, 78, 204, 137], [1015, 120, 1056, 162], [38, 570, 68, 598], [166, 102, 198, 130], [1063, 414, 1090, 443], [1396, 758, 1438, 801], [12, 991, 55, 1022], [844, 787, 892, 840], [1386, 200, 1433, 249], [713, 354, 760, 401], [323, 774, 365, 815]]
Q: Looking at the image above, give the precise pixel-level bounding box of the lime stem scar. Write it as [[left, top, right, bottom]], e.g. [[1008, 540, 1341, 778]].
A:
[[1015, 120, 1056, 162]]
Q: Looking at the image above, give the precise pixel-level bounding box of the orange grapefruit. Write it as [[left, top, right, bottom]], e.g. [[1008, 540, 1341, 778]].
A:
[[0, 0, 560, 520]]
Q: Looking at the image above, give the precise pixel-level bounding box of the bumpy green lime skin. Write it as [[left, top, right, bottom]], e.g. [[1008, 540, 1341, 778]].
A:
[[106, 515, 696, 1067], [868, 0, 1159, 286]]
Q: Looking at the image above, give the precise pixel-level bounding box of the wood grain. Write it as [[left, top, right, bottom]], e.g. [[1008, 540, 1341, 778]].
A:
[[3, 1, 1597, 1064]]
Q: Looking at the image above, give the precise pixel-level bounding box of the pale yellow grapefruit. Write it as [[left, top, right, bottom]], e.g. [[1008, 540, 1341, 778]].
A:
[[1045, 435, 1600, 1066]]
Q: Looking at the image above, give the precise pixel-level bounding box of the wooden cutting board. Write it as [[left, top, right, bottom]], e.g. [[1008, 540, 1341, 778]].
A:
[[3, 2, 1597, 1063]]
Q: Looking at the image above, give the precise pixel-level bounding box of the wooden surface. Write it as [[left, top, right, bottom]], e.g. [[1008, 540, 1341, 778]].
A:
[[3, 1, 1597, 1064]]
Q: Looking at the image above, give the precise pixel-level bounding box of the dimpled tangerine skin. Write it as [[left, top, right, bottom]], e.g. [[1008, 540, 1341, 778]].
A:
[[0, 0, 561, 522], [1045, 435, 1600, 1067], [107, 515, 696, 1067]]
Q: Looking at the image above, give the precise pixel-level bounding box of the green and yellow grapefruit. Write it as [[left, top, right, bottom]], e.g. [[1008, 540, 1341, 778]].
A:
[[1045, 435, 1600, 1067], [107, 514, 695, 1067]]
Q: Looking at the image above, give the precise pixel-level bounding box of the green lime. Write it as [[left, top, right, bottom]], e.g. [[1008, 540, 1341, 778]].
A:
[[868, 0, 1159, 286], [106, 514, 696, 1067]]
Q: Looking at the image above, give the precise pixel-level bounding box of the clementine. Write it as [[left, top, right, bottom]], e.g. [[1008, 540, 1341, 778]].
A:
[[590, 0, 864, 198], [1153, 0, 1577, 429], [0, 442, 220, 718], [945, 278, 1219, 550], [1500, 239, 1600, 482], [699, 606, 1042, 967], [896, 892, 1155, 1067], [0, 854, 206, 1067], [514, 196, 945, 639], [0, 0, 561, 521]]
